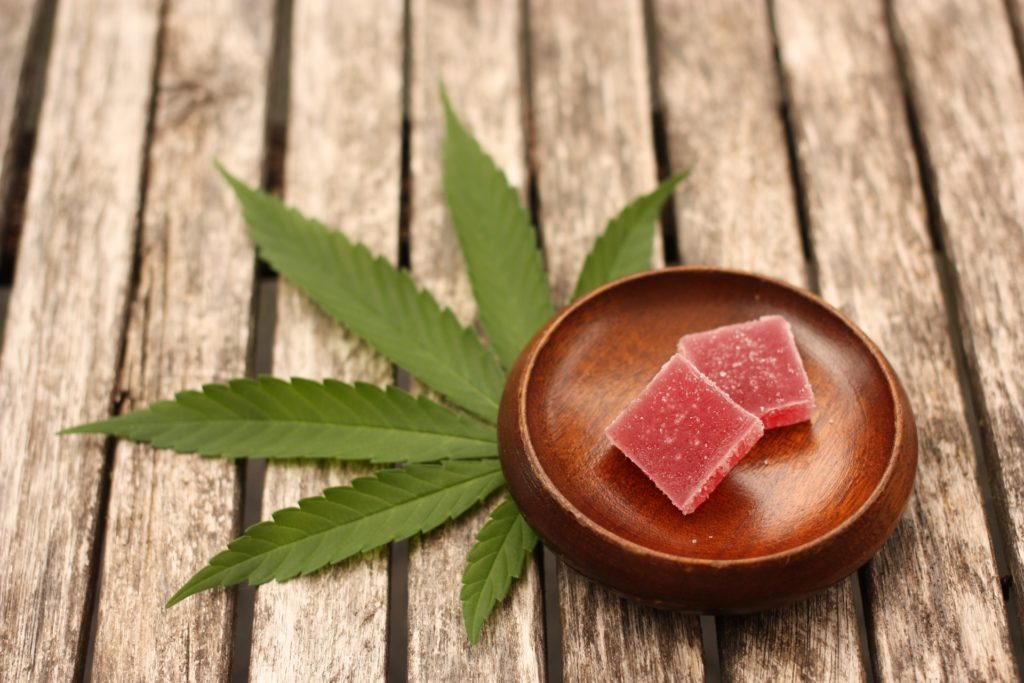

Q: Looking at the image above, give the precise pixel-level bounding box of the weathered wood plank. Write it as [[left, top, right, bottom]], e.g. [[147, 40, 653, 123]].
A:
[[651, 0, 804, 284], [88, 1, 274, 679], [248, 1, 404, 680], [719, 588, 864, 682], [406, 1, 545, 679], [777, 0, 1016, 679], [529, 0, 663, 303], [0, 0, 39, 244], [527, 0, 703, 679], [893, 0, 1024, 649], [0, 1, 162, 679], [650, 1, 866, 679]]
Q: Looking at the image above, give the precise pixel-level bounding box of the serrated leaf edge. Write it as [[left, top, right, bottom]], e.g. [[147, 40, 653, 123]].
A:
[[460, 496, 539, 643], [572, 170, 690, 300], [167, 459, 505, 607]]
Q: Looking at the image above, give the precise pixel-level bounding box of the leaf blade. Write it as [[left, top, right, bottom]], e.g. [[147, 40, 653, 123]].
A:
[[220, 167, 505, 422], [460, 496, 539, 644], [442, 89, 554, 369], [572, 171, 689, 300], [62, 377, 497, 463], [167, 459, 505, 606]]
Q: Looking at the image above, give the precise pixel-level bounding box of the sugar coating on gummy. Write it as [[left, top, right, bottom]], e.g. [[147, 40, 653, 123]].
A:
[[678, 315, 814, 429], [605, 355, 764, 515]]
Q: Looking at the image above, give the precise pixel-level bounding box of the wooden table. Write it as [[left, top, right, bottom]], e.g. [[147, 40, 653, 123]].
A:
[[1, 0, 1022, 680]]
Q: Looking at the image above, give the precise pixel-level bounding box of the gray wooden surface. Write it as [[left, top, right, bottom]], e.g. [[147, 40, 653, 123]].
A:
[[0, 0, 1022, 680]]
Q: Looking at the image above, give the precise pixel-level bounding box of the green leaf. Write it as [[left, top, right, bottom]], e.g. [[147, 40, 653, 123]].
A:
[[460, 496, 539, 644], [167, 459, 505, 606], [61, 377, 497, 463], [572, 171, 689, 300], [220, 166, 505, 422], [442, 88, 554, 369]]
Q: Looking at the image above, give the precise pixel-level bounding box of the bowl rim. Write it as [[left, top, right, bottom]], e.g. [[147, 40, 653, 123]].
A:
[[512, 265, 910, 567]]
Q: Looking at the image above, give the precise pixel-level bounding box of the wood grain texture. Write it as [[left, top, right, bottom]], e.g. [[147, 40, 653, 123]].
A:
[[529, 0, 662, 305], [0, 0, 38, 244], [651, 0, 804, 284], [406, 1, 545, 680], [88, 2, 274, 679], [893, 0, 1024, 647], [777, 0, 1016, 679], [650, 2, 865, 678], [527, 0, 701, 679], [248, 1, 404, 680], [0, 1, 161, 679], [718, 586, 863, 682]]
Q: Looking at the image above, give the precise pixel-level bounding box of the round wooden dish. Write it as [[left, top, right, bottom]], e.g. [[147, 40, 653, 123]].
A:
[[499, 267, 917, 612]]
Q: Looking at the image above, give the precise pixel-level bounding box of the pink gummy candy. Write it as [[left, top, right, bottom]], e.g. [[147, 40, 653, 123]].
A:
[[678, 315, 814, 429], [606, 355, 764, 515]]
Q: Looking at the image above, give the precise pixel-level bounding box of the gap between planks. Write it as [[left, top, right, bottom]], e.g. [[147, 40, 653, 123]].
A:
[[386, 4, 415, 678], [0, 0, 58, 335], [520, 2, 565, 679], [0, 285, 9, 345], [0, 0, 56, 282], [765, 0, 821, 295], [642, 0, 682, 269], [227, 0, 292, 679], [1003, 0, 1024, 89], [229, 275, 279, 683]]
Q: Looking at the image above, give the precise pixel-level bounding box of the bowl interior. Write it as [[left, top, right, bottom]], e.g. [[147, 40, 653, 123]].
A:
[[524, 270, 895, 560]]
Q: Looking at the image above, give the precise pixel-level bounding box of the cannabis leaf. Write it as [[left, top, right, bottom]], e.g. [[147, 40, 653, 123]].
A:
[[61, 378, 496, 463], [442, 87, 554, 369], [572, 171, 689, 300], [167, 459, 505, 606], [60, 88, 692, 645], [221, 168, 505, 422], [461, 496, 539, 644]]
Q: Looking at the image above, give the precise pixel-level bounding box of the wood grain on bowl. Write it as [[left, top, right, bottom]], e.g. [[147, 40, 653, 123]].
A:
[[499, 267, 917, 612]]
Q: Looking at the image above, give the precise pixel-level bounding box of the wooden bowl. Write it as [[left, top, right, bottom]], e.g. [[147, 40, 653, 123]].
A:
[[498, 267, 917, 612]]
